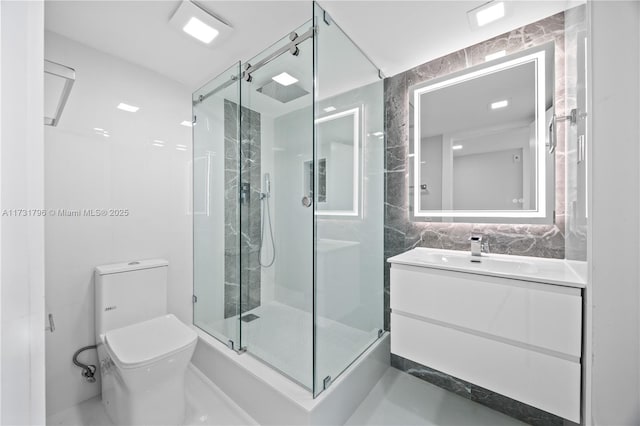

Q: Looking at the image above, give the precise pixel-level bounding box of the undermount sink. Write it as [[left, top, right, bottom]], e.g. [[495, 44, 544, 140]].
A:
[[387, 247, 587, 288]]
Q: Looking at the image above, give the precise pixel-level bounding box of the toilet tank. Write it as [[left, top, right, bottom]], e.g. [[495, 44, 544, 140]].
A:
[[95, 259, 169, 336]]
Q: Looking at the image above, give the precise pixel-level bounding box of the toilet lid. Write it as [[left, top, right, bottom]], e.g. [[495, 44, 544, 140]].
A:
[[105, 314, 197, 368]]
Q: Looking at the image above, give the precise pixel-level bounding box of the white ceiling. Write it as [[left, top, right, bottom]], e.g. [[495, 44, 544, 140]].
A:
[[44, 0, 582, 91]]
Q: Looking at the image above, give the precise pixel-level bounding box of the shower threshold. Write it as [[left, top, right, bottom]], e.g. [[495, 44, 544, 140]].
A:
[[192, 317, 389, 425]]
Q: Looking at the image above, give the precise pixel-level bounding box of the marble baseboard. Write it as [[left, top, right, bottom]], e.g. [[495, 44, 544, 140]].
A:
[[391, 353, 572, 426]]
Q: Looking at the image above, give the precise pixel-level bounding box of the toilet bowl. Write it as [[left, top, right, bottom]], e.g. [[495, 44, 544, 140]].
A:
[[99, 314, 197, 426], [94, 259, 197, 426]]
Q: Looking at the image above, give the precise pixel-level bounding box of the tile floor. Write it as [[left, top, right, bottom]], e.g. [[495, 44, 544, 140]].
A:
[[46, 366, 257, 426], [47, 365, 525, 426], [345, 368, 525, 426]]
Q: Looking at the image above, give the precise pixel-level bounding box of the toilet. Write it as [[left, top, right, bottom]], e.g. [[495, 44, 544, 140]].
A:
[[94, 259, 197, 426]]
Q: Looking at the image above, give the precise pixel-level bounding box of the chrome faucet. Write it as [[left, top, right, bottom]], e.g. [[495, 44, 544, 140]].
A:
[[469, 234, 489, 256]]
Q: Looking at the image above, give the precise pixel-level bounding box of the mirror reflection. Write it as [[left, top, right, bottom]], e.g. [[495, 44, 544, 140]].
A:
[[315, 107, 360, 216], [411, 44, 554, 222]]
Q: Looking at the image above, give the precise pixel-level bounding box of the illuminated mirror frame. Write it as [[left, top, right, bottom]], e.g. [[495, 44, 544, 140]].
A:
[[315, 106, 361, 217], [413, 49, 548, 220]]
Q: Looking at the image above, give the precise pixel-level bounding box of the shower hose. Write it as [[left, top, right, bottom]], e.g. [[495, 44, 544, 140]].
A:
[[259, 194, 276, 268]]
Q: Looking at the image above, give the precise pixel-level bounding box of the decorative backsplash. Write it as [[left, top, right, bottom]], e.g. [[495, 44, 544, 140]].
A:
[[384, 8, 587, 330]]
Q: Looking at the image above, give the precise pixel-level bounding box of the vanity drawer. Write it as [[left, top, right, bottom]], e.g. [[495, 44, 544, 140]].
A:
[[390, 264, 582, 357], [391, 312, 581, 423]]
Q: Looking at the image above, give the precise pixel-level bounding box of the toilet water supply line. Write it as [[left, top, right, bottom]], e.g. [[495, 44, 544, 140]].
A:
[[73, 345, 98, 383]]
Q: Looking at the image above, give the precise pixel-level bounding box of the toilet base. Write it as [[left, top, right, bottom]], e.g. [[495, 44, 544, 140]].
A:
[[102, 374, 187, 426], [97, 340, 195, 426]]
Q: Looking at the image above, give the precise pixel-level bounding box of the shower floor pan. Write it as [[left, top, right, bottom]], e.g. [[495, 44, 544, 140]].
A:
[[192, 302, 389, 425]]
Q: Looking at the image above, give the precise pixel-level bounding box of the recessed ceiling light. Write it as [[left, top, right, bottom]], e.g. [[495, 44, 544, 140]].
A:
[[485, 50, 506, 62], [468, 1, 506, 29], [490, 100, 509, 109], [180, 120, 193, 127], [475, 2, 505, 26], [117, 103, 139, 112], [272, 72, 298, 86], [452, 145, 463, 150], [183, 17, 219, 44], [169, 1, 232, 48], [93, 127, 104, 131], [323, 106, 336, 112]]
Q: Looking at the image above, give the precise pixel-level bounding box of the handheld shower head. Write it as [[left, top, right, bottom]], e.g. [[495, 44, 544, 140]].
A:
[[264, 173, 271, 195]]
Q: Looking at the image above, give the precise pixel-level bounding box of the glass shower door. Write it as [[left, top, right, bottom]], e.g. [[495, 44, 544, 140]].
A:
[[238, 21, 315, 389], [192, 62, 242, 348], [313, 3, 384, 397]]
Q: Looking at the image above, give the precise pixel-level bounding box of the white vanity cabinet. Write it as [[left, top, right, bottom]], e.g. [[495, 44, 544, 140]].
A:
[[388, 248, 586, 423]]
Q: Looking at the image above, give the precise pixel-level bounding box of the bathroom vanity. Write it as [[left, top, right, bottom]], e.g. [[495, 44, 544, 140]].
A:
[[388, 248, 586, 423]]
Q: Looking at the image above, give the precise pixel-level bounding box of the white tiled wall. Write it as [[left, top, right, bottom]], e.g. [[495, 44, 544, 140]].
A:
[[1, 1, 46, 424], [44, 31, 193, 415]]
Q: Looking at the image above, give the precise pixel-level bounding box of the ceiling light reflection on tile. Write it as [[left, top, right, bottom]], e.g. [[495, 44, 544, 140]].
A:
[[176, 144, 188, 151], [180, 120, 193, 127], [323, 106, 336, 112], [117, 103, 139, 112], [452, 145, 463, 150], [490, 100, 509, 110], [485, 50, 506, 62], [372, 131, 383, 137], [272, 72, 298, 86], [94, 128, 110, 137], [152, 139, 166, 147]]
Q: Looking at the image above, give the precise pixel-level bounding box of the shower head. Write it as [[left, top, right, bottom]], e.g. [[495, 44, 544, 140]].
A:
[[256, 80, 309, 103]]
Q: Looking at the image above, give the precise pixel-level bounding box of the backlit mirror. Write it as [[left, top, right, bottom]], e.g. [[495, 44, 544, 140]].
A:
[[411, 43, 554, 223], [315, 107, 361, 216]]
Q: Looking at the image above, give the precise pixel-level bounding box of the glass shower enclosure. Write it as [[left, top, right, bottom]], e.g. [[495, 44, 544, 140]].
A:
[[193, 3, 383, 397]]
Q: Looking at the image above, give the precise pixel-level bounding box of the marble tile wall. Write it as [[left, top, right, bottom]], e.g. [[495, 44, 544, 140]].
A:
[[224, 100, 262, 317]]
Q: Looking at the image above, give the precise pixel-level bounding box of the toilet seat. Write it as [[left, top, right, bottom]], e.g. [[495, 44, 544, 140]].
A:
[[105, 314, 197, 369]]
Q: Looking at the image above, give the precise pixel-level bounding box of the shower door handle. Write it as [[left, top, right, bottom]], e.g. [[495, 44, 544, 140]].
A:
[[301, 195, 313, 208]]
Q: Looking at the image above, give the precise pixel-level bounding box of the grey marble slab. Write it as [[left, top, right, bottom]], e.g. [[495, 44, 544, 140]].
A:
[[224, 100, 262, 318], [391, 354, 566, 426]]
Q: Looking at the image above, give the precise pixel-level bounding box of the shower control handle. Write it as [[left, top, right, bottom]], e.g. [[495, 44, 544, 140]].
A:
[[301, 195, 312, 208]]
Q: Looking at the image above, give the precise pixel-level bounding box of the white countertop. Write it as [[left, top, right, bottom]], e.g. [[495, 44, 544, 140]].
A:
[[387, 247, 587, 288]]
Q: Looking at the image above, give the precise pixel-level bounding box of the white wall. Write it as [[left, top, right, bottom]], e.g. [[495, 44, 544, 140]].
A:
[[192, 96, 227, 333], [44, 31, 192, 415], [0, 1, 46, 424], [589, 1, 640, 424], [453, 148, 524, 210]]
